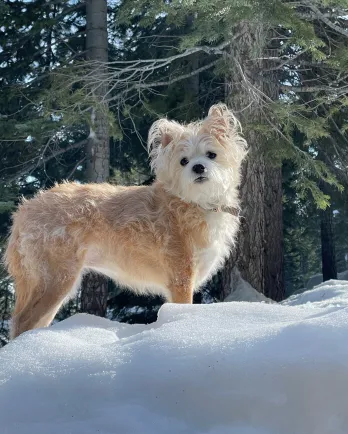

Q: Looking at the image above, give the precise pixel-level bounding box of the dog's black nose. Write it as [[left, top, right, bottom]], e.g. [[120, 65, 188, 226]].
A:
[[192, 164, 206, 174]]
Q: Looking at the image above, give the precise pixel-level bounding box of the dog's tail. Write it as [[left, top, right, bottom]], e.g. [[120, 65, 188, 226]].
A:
[[4, 212, 21, 278], [3, 211, 38, 339]]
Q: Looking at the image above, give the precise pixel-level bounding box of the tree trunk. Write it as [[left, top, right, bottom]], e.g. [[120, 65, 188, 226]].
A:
[[81, 0, 109, 317], [235, 141, 266, 293], [320, 183, 337, 282], [85, 0, 110, 182], [225, 23, 266, 297], [263, 45, 285, 301], [214, 24, 285, 301], [264, 165, 284, 301]]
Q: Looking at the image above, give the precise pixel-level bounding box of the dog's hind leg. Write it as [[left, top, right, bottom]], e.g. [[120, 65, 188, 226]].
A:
[[10, 262, 84, 339]]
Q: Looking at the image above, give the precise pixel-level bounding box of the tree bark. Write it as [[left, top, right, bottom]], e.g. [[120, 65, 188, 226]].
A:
[[264, 165, 284, 300], [214, 24, 285, 301], [320, 183, 337, 281], [225, 23, 266, 297], [235, 142, 266, 293], [85, 0, 110, 182], [263, 45, 285, 301], [81, 0, 109, 317]]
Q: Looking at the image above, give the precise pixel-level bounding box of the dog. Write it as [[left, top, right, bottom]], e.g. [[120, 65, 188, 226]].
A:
[[4, 104, 247, 338]]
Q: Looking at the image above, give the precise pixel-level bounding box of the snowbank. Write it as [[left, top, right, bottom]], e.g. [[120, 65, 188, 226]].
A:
[[224, 270, 272, 303], [283, 279, 348, 309], [306, 269, 348, 290], [1, 282, 348, 434]]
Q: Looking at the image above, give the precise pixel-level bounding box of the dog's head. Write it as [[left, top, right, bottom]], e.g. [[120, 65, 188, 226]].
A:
[[148, 104, 248, 209]]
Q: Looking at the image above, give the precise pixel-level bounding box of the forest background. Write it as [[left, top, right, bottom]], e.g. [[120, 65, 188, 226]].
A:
[[1, 0, 348, 345]]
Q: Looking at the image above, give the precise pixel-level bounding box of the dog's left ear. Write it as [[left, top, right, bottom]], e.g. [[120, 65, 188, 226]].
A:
[[201, 103, 241, 144]]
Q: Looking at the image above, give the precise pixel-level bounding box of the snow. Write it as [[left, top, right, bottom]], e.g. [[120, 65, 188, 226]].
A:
[[306, 269, 348, 290], [224, 269, 273, 303], [1, 282, 348, 433], [282, 279, 348, 309]]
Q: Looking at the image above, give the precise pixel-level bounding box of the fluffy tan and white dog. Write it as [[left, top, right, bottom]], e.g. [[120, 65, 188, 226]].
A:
[[4, 104, 247, 339]]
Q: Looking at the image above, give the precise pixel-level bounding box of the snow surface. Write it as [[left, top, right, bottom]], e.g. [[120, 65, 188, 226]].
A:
[[306, 269, 348, 290], [224, 269, 272, 303], [283, 279, 348, 309], [1, 281, 348, 434]]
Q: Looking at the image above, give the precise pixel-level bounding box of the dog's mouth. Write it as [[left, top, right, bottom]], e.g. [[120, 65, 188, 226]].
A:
[[194, 176, 209, 183]]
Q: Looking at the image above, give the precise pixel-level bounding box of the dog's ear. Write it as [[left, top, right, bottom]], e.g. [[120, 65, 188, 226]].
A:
[[201, 103, 241, 144], [148, 118, 183, 172], [148, 119, 177, 152], [162, 131, 173, 147]]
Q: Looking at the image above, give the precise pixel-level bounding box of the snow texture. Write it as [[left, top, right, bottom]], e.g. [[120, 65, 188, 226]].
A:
[[1, 280, 348, 434], [224, 269, 273, 303], [306, 269, 348, 290], [283, 279, 348, 309]]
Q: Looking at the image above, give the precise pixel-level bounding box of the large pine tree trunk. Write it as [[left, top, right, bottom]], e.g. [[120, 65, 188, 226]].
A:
[[263, 46, 285, 302], [235, 140, 266, 293], [214, 24, 285, 301], [226, 24, 267, 296], [81, 0, 109, 317]]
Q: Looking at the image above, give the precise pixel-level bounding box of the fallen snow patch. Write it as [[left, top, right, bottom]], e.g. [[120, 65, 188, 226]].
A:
[[282, 279, 348, 309], [306, 269, 348, 290], [1, 284, 348, 433], [223, 268, 273, 303]]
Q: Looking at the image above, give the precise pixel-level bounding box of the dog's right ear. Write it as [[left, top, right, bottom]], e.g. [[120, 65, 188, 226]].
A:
[[148, 119, 176, 153], [147, 118, 180, 173]]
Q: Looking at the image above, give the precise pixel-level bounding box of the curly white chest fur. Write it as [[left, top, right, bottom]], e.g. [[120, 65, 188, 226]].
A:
[[194, 211, 239, 290]]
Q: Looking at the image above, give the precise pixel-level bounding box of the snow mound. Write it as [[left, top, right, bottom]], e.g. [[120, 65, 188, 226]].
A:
[[1, 288, 348, 433], [224, 269, 273, 303], [282, 279, 348, 309], [306, 269, 348, 290]]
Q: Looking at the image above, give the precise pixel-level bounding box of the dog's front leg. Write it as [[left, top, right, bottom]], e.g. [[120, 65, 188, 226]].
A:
[[168, 261, 194, 304]]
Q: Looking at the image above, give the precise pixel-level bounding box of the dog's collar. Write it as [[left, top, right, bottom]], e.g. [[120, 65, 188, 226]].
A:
[[184, 199, 239, 216], [208, 205, 239, 216]]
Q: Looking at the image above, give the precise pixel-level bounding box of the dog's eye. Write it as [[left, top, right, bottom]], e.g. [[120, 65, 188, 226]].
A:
[[180, 157, 189, 166], [206, 152, 217, 159]]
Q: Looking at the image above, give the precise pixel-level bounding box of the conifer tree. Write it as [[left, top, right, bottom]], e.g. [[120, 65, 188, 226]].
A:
[[1, 1, 348, 342]]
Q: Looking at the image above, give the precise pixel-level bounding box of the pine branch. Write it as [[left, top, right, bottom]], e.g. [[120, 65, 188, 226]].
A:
[[281, 84, 348, 95], [302, 2, 348, 38]]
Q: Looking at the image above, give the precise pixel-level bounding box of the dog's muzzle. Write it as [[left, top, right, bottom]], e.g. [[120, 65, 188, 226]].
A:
[[194, 176, 209, 183], [192, 164, 208, 183]]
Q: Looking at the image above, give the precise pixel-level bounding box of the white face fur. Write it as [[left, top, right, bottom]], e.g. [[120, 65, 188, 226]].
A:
[[148, 104, 248, 209]]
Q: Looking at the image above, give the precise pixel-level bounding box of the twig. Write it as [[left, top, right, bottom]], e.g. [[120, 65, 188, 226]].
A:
[[5, 140, 86, 184]]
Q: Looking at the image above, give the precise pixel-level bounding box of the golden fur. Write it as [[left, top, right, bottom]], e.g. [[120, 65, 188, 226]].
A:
[[4, 104, 247, 338]]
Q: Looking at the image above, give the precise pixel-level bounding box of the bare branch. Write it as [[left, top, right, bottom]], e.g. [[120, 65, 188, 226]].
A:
[[281, 84, 348, 96], [67, 156, 86, 180], [5, 140, 86, 184], [104, 37, 240, 66], [302, 2, 348, 38], [107, 59, 220, 104], [51, 32, 246, 110]]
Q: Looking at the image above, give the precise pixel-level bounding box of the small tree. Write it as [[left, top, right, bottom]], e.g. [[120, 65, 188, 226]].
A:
[[80, 0, 110, 317]]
